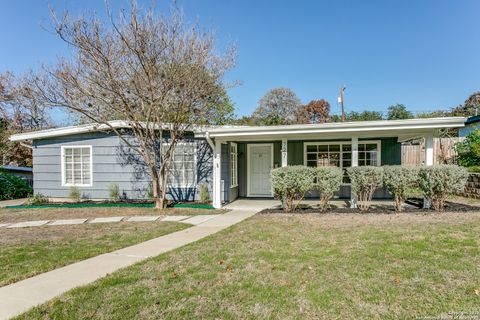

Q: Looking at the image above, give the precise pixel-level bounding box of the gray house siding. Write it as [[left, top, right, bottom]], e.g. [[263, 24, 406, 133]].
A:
[[32, 132, 213, 201]]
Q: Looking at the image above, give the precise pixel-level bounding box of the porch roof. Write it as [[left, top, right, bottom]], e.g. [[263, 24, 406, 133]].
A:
[[197, 117, 466, 141]]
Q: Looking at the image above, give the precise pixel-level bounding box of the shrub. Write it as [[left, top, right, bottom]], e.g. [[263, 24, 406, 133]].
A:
[[69, 186, 82, 202], [271, 166, 315, 213], [455, 129, 480, 167], [383, 166, 418, 212], [0, 173, 32, 200], [347, 166, 383, 212], [108, 183, 120, 202], [312, 166, 343, 211], [27, 193, 49, 206], [198, 184, 210, 204], [418, 165, 469, 211]]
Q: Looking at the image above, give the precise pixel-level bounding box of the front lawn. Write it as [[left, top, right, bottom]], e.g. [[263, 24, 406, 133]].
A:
[[18, 212, 480, 319], [0, 221, 189, 287]]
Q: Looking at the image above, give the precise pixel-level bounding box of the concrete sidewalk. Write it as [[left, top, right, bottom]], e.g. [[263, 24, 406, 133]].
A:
[[0, 208, 259, 319], [0, 198, 27, 208]]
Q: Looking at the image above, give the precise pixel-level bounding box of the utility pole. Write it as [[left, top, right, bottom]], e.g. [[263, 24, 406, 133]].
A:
[[338, 85, 346, 122]]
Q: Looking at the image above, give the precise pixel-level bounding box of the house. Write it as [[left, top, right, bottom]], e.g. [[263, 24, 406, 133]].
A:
[[9, 117, 466, 208], [0, 165, 33, 186], [459, 115, 480, 137]]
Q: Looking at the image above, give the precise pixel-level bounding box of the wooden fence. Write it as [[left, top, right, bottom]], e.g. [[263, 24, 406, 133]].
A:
[[401, 137, 465, 165]]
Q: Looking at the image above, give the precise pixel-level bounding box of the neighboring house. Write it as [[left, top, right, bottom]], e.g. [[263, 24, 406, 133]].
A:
[[459, 115, 480, 137], [10, 117, 466, 208], [0, 165, 33, 186]]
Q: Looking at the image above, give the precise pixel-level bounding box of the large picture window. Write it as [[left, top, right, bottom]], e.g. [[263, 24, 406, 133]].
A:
[[168, 142, 196, 188], [305, 141, 380, 183], [230, 143, 238, 187], [61, 146, 92, 186]]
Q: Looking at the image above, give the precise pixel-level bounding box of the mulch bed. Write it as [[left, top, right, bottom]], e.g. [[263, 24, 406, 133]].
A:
[[259, 198, 480, 214]]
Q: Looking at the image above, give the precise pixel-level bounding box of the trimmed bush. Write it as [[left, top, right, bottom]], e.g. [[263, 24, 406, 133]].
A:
[[383, 166, 419, 212], [108, 183, 120, 202], [418, 165, 469, 211], [0, 173, 32, 200], [312, 166, 343, 211], [347, 166, 383, 211], [271, 166, 315, 212], [69, 186, 82, 202]]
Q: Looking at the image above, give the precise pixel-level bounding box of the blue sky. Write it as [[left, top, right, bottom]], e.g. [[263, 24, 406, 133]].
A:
[[1, 0, 479, 119]]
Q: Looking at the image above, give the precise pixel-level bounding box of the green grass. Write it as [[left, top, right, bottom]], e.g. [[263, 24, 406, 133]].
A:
[[0, 221, 189, 287], [6, 202, 214, 210], [16, 212, 480, 319]]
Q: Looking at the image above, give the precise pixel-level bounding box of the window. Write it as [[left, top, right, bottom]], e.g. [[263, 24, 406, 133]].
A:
[[168, 142, 196, 188], [305, 141, 380, 183], [62, 146, 92, 186], [230, 143, 238, 187]]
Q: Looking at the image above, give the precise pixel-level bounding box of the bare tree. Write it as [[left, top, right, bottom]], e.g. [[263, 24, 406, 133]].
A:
[[251, 88, 301, 125], [0, 72, 52, 166], [30, 2, 235, 208]]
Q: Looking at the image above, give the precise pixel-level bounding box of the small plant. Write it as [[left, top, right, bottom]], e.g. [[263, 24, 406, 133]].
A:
[[383, 166, 419, 212], [198, 184, 210, 204], [418, 165, 469, 211], [108, 183, 120, 202], [69, 186, 82, 202], [347, 166, 383, 212], [271, 166, 315, 213], [27, 193, 49, 206], [312, 166, 343, 211]]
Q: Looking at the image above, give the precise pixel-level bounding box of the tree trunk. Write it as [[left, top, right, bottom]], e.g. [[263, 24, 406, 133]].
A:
[[151, 171, 165, 209]]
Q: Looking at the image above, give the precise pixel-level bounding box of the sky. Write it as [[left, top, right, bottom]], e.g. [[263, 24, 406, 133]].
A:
[[1, 0, 479, 120]]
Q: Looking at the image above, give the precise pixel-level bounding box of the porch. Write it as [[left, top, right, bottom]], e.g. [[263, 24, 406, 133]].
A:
[[197, 118, 466, 208]]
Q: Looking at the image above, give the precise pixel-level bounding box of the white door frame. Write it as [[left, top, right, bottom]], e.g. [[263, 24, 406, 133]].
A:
[[246, 143, 274, 197]]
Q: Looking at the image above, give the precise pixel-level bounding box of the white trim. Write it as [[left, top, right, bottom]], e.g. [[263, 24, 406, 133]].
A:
[[10, 117, 466, 142], [247, 143, 274, 197], [230, 142, 238, 188], [213, 140, 222, 208], [200, 117, 466, 139], [424, 133, 434, 166], [281, 138, 288, 167], [61, 145, 93, 187]]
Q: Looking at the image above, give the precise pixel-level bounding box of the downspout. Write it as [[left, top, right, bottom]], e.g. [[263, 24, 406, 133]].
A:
[[205, 132, 215, 150], [20, 142, 33, 150]]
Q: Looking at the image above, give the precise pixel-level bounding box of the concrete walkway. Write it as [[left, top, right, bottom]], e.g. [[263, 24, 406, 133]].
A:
[[0, 207, 264, 319], [1, 214, 219, 229], [0, 199, 27, 208]]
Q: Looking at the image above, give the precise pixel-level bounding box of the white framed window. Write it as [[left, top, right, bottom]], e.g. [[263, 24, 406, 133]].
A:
[[61, 146, 93, 187], [167, 142, 196, 188], [304, 141, 381, 183], [230, 142, 238, 187]]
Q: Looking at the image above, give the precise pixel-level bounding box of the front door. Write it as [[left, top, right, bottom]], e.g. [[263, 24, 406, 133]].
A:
[[248, 144, 273, 197]]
